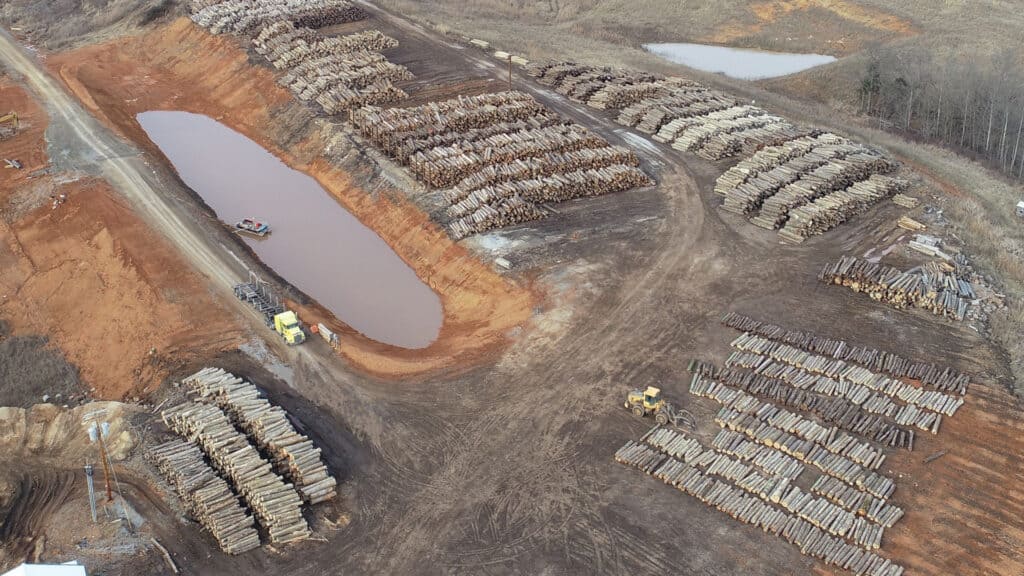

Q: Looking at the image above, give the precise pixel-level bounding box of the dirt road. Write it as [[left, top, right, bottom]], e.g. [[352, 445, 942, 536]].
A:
[[0, 28, 243, 294], [4, 7, 1023, 576]]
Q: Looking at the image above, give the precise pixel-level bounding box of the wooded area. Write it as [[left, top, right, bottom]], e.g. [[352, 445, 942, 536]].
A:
[[858, 47, 1024, 181]]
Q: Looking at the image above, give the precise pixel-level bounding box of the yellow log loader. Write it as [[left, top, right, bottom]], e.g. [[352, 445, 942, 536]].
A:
[[625, 386, 694, 429]]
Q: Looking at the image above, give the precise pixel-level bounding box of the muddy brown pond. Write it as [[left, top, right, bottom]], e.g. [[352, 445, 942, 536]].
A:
[[137, 111, 443, 349]]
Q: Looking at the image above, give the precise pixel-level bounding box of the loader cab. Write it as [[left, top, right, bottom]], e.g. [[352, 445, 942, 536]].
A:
[[643, 386, 664, 409]]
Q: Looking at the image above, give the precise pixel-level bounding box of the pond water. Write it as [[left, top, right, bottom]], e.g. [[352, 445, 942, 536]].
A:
[[643, 42, 837, 80], [137, 111, 443, 349]]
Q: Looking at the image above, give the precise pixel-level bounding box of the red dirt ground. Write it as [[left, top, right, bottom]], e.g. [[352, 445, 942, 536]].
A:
[[0, 79, 244, 400]]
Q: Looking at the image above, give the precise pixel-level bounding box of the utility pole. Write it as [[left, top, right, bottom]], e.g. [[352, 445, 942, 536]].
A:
[[88, 422, 113, 502], [84, 464, 97, 523]]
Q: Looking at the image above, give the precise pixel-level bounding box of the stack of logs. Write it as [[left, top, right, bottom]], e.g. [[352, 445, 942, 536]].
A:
[[691, 375, 896, 499], [777, 175, 908, 243], [191, 0, 367, 35], [162, 401, 311, 544], [615, 430, 904, 575], [697, 360, 917, 446], [728, 332, 964, 421], [184, 367, 337, 504], [750, 154, 898, 231], [818, 256, 974, 321], [353, 90, 652, 238], [253, 20, 410, 113], [719, 312, 971, 394], [149, 439, 261, 554]]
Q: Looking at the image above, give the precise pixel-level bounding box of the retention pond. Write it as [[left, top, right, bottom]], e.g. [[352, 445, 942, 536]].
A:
[[643, 42, 836, 80], [137, 111, 443, 349]]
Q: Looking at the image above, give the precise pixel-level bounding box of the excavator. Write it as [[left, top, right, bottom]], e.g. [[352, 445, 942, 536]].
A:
[[625, 386, 694, 429], [0, 111, 18, 136]]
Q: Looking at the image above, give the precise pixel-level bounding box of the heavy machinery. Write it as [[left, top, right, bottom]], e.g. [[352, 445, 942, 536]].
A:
[[0, 111, 18, 140], [273, 310, 306, 345], [625, 386, 694, 428]]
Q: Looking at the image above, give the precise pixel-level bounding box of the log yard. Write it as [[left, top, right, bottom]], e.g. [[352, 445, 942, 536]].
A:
[[0, 1, 1022, 574]]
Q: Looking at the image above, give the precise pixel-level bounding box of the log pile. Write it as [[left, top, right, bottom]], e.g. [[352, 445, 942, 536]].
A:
[[162, 402, 310, 544], [711, 429, 804, 480], [691, 376, 896, 499], [149, 439, 261, 554], [191, 0, 366, 35], [811, 475, 904, 529], [703, 360, 915, 447], [730, 332, 964, 421], [617, 443, 903, 574], [446, 165, 652, 219], [819, 256, 975, 321], [708, 385, 887, 470], [251, 19, 411, 113], [892, 194, 920, 208], [447, 196, 547, 240], [751, 154, 898, 230], [254, 22, 398, 68], [647, 428, 885, 549], [778, 175, 908, 243], [719, 312, 971, 394], [183, 367, 336, 504], [719, 141, 865, 216], [354, 90, 652, 238], [444, 146, 639, 203], [408, 124, 609, 188], [700, 124, 813, 162]]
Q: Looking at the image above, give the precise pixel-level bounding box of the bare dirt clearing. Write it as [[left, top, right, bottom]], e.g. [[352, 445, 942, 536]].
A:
[[0, 2, 1021, 576]]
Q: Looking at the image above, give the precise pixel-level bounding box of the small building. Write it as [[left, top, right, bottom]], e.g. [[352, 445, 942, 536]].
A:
[[1017, 200, 1024, 218], [2, 563, 87, 576]]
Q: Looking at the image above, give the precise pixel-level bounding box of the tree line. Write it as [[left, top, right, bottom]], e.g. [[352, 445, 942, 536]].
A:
[[858, 46, 1024, 181]]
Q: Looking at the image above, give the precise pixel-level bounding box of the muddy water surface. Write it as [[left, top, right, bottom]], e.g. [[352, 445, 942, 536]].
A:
[[137, 111, 443, 349], [644, 43, 836, 80]]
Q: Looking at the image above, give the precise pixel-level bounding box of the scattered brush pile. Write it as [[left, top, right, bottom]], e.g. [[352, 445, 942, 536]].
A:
[[253, 20, 410, 113], [818, 256, 975, 320], [352, 90, 653, 239], [190, 0, 367, 35]]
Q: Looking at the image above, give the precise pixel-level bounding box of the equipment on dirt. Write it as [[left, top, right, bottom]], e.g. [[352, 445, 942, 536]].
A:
[[0, 111, 18, 130], [3, 159, 22, 170], [273, 310, 306, 345], [235, 217, 271, 237], [234, 271, 284, 326], [625, 386, 694, 429]]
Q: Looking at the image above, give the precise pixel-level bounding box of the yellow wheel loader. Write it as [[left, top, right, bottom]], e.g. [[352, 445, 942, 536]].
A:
[[625, 386, 694, 429]]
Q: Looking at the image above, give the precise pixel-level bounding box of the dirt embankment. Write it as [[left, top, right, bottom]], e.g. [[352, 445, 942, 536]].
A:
[[47, 18, 537, 378], [0, 79, 244, 400]]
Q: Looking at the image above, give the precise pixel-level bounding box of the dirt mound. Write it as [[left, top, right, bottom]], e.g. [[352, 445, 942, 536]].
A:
[[0, 335, 81, 407], [0, 401, 136, 462]]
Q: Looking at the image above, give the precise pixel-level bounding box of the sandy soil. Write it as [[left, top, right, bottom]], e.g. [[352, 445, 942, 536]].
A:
[[0, 80, 244, 399], [46, 18, 537, 379]]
